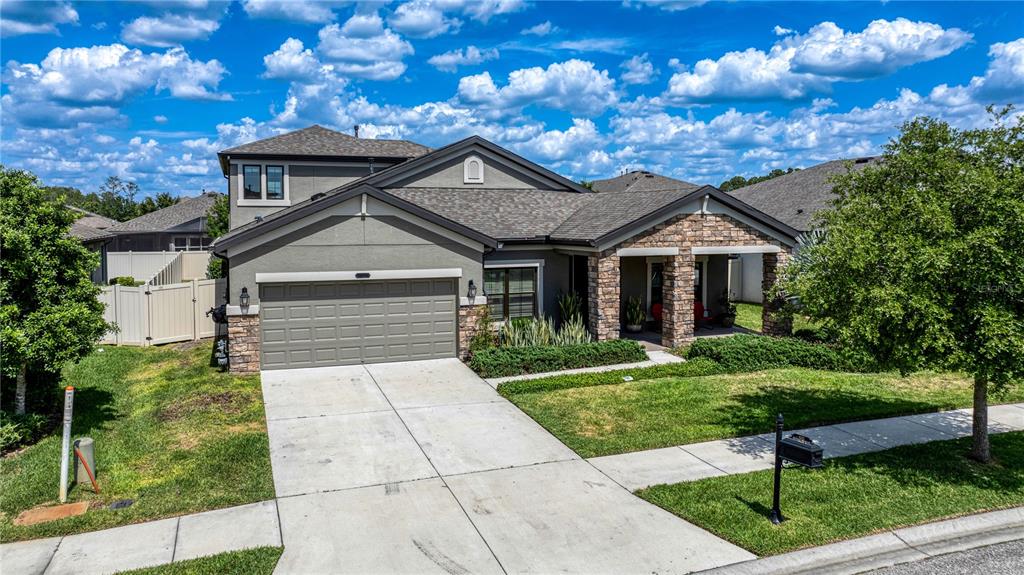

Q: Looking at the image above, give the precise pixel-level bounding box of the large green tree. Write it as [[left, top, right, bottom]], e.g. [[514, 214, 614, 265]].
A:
[[1, 167, 109, 415], [786, 110, 1024, 462]]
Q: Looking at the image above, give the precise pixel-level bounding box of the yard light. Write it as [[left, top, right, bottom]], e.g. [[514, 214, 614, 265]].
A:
[[239, 286, 250, 309], [467, 279, 477, 300]]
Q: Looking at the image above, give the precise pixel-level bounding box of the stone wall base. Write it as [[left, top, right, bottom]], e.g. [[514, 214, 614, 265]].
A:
[[228, 314, 261, 374], [458, 304, 489, 359]]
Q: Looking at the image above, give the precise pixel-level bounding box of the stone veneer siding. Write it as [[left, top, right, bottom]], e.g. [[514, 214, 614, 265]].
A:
[[458, 304, 489, 359], [761, 251, 793, 336], [591, 212, 792, 347], [228, 314, 261, 374]]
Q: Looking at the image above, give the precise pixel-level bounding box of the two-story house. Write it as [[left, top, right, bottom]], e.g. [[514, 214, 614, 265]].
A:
[[213, 125, 799, 373]]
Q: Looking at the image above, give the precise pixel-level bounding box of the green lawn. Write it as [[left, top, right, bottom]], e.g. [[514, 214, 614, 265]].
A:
[[734, 302, 817, 334], [118, 547, 283, 575], [504, 367, 1024, 457], [638, 432, 1024, 556], [0, 344, 274, 543]]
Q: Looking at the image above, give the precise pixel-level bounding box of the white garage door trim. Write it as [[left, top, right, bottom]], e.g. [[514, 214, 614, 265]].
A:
[[255, 268, 462, 283]]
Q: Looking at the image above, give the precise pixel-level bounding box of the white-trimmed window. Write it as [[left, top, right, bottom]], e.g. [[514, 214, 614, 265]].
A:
[[463, 155, 484, 184], [172, 236, 212, 251], [236, 162, 290, 206]]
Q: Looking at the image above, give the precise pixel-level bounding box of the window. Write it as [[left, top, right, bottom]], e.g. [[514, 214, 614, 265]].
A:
[[463, 155, 484, 184], [484, 267, 537, 321], [172, 236, 212, 252], [266, 165, 284, 200], [242, 165, 261, 199]]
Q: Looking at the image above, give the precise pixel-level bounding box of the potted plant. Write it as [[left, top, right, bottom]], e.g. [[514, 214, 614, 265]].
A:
[[718, 290, 737, 328], [625, 296, 645, 332]]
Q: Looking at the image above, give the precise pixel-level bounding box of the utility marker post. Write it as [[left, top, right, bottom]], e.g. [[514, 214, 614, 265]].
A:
[[59, 386, 75, 503], [769, 413, 784, 525]]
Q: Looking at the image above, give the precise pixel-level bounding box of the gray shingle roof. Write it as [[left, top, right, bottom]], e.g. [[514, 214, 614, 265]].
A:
[[728, 157, 879, 232], [550, 190, 696, 241], [590, 171, 700, 194], [108, 193, 221, 233], [386, 188, 590, 240], [220, 125, 429, 159], [68, 207, 117, 241]]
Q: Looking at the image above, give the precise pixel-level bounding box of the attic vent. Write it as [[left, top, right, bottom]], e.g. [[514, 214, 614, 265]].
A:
[[311, 192, 326, 201], [464, 155, 484, 184]]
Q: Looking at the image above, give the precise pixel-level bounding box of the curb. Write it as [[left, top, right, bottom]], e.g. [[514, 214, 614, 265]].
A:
[[696, 506, 1024, 575]]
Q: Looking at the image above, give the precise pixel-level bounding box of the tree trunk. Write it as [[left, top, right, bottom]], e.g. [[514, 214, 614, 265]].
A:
[[970, 374, 990, 463], [15, 363, 27, 416]]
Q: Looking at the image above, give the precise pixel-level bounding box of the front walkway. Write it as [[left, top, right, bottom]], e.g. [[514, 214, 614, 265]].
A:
[[590, 403, 1024, 491]]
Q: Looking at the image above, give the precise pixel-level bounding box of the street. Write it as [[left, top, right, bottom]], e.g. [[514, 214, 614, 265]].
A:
[[868, 539, 1024, 575]]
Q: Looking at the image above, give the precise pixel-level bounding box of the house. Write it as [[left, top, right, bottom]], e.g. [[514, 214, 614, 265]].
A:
[[727, 157, 879, 302], [212, 125, 799, 373], [590, 170, 700, 194], [68, 206, 117, 284], [105, 192, 222, 252]]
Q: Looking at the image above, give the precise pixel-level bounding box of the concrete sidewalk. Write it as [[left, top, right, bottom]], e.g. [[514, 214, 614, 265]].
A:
[[589, 403, 1024, 491], [484, 349, 684, 387]]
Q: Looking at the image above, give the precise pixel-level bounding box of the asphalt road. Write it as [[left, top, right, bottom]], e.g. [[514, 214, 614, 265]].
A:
[[868, 539, 1024, 575]]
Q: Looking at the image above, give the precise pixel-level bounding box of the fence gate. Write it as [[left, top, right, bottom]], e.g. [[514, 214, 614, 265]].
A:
[[100, 279, 225, 346]]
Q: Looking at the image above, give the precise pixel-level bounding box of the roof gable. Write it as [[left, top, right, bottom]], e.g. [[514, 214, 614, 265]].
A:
[[591, 171, 700, 194], [108, 193, 220, 233]]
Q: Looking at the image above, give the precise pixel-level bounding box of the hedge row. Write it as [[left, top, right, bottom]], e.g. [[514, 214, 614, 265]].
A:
[[497, 357, 724, 396], [468, 339, 647, 378], [685, 334, 874, 373]]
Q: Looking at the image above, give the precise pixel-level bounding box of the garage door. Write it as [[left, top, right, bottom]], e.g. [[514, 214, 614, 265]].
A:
[[259, 279, 457, 369]]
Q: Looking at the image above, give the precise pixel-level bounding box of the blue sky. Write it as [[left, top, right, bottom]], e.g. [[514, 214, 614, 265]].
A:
[[2, 0, 1022, 198]]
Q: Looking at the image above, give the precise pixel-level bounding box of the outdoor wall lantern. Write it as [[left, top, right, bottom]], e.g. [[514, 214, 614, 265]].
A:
[[467, 279, 477, 299], [239, 287, 250, 309], [769, 413, 823, 525]]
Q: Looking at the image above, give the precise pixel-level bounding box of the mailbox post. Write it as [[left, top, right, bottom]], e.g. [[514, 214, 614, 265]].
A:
[[770, 413, 824, 525]]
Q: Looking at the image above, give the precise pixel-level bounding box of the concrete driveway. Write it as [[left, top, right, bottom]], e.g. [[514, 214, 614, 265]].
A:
[[263, 358, 752, 574]]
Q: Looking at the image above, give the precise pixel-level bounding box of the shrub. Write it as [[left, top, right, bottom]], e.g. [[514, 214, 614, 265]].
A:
[[468, 311, 497, 355], [685, 334, 874, 372], [553, 316, 592, 346], [498, 357, 724, 395], [557, 291, 583, 325], [500, 317, 555, 347], [109, 276, 142, 287], [0, 411, 51, 453], [469, 339, 647, 378]]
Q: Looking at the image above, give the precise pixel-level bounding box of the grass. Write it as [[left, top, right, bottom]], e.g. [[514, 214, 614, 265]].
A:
[[504, 367, 1024, 457], [734, 302, 817, 334], [117, 547, 283, 574], [638, 432, 1024, 556], [0, 344, 274, 543]]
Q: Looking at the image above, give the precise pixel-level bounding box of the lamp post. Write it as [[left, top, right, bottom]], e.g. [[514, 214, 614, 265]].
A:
[[770, 413, 785, 525], [239, 286, 250, 310], [467, 280, 477, 300]]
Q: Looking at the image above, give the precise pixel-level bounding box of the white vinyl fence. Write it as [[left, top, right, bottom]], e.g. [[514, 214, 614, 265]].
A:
[[107, 251, 212, 285], [99, 278, 226, 346]]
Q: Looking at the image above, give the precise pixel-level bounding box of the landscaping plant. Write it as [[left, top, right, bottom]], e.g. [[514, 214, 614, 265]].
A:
[[500, 317, 555, 347], [784, 110, 1024, 463], [557, 290, 583, 325], [469, 339, 646, 378], [686, 334, 874, 372], [553, 316, 592, 346], [624, 296, 645, 331], [0, 167, 109, 416], [205, 192, 230, 279]]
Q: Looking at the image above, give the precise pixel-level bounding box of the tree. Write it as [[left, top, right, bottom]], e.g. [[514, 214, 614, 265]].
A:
[[718, 168, 798, 191], [138, 192, 179, 216], [785, 110, 1024, 463], [205, 193, 230, 279], [94, 175, 141, 221], [0, 167, 109, 415]]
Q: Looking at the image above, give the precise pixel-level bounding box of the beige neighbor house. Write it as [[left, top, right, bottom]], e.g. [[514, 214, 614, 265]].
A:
[[212, 126, 799, 373]]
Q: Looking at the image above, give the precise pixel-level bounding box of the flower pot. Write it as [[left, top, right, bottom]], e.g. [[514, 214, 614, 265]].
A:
[[625, 324, 643, 333]]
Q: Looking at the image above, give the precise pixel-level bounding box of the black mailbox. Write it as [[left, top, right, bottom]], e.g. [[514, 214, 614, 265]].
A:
[[779, 434, 823, 468]]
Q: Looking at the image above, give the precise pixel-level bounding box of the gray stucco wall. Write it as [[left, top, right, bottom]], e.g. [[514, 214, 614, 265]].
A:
[[484, 249, 572, 321], [226, 196, 484, 305], [390, 153, 547, 189]]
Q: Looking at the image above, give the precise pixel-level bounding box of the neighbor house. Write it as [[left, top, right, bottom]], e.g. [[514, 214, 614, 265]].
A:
[[68, 206, 117, 284], [727, 157, 879, 302], [212, 126, 799, 373], [105, 192, 222, 252]]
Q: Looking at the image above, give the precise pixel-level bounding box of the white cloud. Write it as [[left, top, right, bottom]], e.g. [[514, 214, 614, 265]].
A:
[[622, 0, 707, 11], [665, 18, 972, 104], [0, 0, 78, 37], [154, 115, 169, 123], [263, 38, 328, 82], [241, 0, 338, 24], [773, 25, 793, 36], [2, 44, 230, 128], [521, 21, 557, 36], [457, 59, 618, 116], [553, 38, 630, 55], [948, 38, 1024, 103], [461, 0, 526, 23], [428, 46, 499, 72], [620, 53, 658, 85], [387, 0, 462, 38], [788, 18, 972, 78], [317, 12, 414, 81], [517, 118, 603, 162], [121, 13, 221, 47]]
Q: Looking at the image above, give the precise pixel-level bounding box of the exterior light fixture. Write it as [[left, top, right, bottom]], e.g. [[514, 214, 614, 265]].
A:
[[467, 280, 477, 299], [239, 287, 250, 309]]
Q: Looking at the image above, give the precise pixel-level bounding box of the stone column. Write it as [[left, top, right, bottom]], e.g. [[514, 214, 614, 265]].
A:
[[587, 251, 620, 341], [662, 249, 695, 348], [458, 302, 489, 359], [762, 250, 793, 337], [227, 311, 261, 374]]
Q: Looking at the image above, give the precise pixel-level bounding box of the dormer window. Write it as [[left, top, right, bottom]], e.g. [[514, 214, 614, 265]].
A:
[[237, 162, 290, 206], [464, 155, 484, 184]]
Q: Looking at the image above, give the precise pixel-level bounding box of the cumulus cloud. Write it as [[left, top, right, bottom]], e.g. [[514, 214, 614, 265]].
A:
[[0, 0, 78, 37], [457, 59, 618, 116], [121, 13, 221, 47], [521, 21, 557, 36], [317, 12, 414, 81], [664, 18, 973, 104], [622, 0, 707, 11], [620, 53, 658, 85], [939, 38, 1024, 103], [428, 46, 499, 72], [263, 38, 329, 82], [241, 0, 338, 23], [2, 44, 230, 128], [387, 0, 462, 38]]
